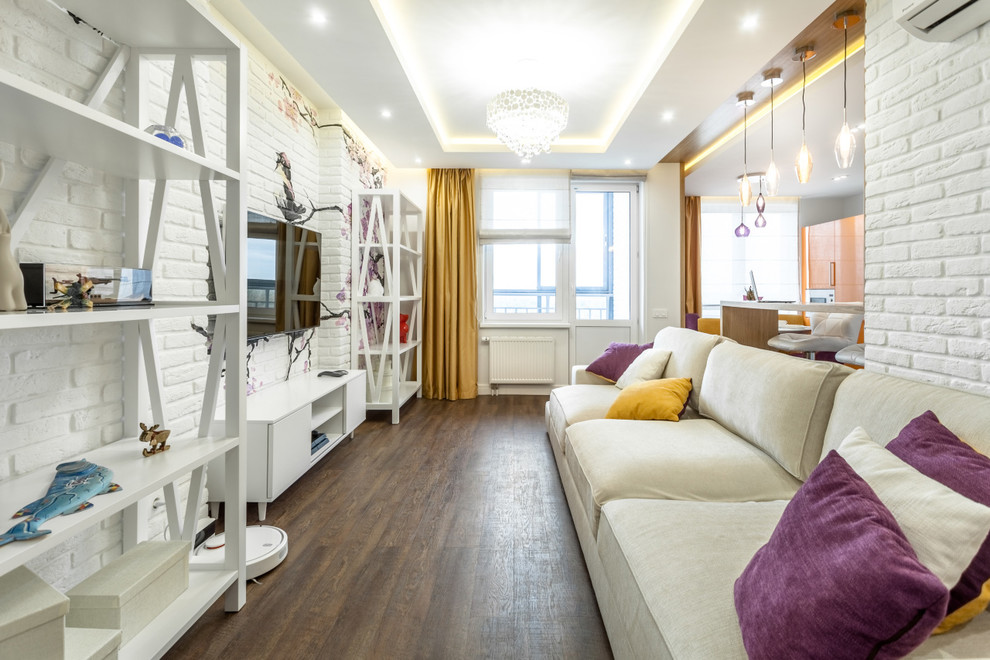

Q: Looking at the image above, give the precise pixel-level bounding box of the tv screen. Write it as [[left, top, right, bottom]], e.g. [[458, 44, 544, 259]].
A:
[[246, 211, 322, 340]]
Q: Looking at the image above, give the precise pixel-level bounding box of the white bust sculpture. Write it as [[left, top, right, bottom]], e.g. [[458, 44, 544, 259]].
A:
[[0, 206, 27, 311]]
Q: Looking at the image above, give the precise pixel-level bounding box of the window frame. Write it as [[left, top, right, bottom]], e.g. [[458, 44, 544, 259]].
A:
[[477, 174, 639, 327]]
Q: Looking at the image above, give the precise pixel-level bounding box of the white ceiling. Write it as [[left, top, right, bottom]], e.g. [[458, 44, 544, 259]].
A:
[[213, 0, 862, 198]]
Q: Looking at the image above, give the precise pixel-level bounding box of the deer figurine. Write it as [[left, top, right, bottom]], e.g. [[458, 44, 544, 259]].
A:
[[139, 423, 171, 457]]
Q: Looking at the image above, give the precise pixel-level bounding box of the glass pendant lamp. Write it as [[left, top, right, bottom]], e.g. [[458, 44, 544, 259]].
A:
[[833, 11, 860, 168], [761, 69, 782, 196], [794, 46, 816, 184], [755, 177, 767, 228], [737, 92, 754, 207], [734, 202, 750, 238]]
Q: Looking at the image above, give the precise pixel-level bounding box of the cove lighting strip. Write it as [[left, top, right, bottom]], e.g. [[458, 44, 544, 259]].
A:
[[683, 35, 865, 175]]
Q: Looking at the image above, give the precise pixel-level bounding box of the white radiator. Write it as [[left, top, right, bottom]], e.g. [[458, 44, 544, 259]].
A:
[[488, 336, 554, 384]]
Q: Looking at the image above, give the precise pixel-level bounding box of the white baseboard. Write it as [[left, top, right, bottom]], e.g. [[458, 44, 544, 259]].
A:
[[478, 383, 560, 396]]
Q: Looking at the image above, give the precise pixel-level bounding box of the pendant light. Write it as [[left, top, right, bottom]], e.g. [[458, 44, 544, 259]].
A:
[[793, 46, 816, 183], [833, 10, 861, 168], [734, 201, 750, 238], [755, 176, 767, 228], [737, 91, 754, 206], [761, 69, 782, 196]]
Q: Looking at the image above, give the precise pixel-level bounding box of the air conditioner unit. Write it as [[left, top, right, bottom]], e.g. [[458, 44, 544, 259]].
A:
[[894, 0, 990, 41]]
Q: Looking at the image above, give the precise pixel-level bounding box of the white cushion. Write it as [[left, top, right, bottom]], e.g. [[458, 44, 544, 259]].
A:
[[699, 341, 850, 480], [546, 385, 622, 455], [565, 418, 802, 536], [615, 348, 671, 389], [597, 499, 787, 660], [597, 496, 990, 660], [836, 427, 990, 591], [652, 327, 724, 411], [821, 370, 990, 461]]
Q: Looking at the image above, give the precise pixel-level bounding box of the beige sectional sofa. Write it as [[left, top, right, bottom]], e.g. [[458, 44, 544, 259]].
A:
[[546, 327, 990, 659]]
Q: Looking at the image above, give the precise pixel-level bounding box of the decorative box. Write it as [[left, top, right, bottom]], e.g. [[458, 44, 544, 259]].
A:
[[0, 566, 70, 660], [18, 263, 153, 308], [64, 627, 121, 660], [66, 541, 189, 645]]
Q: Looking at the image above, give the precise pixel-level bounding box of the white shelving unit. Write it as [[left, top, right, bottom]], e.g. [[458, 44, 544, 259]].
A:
[[0, 1, 247, 657], [351, 189, 423, 424]]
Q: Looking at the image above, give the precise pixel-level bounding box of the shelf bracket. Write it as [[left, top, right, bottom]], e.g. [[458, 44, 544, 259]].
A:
[[139, 319, 168, 427], [175, 52, 228, 302], [9, 44, 129, 250], [199, 313, 228, 438]]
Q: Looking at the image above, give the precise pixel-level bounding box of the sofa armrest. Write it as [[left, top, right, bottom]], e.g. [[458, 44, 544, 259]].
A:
[[572, 365, 613, 385]]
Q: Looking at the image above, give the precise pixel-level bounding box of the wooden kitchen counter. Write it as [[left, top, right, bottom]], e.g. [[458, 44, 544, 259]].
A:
[[720, 300, 864, 349]]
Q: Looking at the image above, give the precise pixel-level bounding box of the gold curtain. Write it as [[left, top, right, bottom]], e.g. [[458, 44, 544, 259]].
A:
[[423, 169, 478, 400], [682, 196, 702, 322]]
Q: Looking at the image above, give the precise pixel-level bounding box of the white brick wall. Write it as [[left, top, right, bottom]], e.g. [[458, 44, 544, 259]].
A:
[[864, 0, 990, 395], [0, 1, 388, 591], [0, 0, 132, 589]]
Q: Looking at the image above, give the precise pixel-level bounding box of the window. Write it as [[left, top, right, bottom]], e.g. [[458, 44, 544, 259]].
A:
[[480, 170, 569, 321], [478, 172, 638, 325], [700, 198, 800, 315], [574, 187, 632, 320], [489, 243, 559, 315]]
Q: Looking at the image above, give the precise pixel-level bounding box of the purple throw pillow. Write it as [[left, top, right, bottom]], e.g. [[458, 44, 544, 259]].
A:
[[735, 451, 949, 660], [886, 410, 990, 624], [586, 342, 653, 383]]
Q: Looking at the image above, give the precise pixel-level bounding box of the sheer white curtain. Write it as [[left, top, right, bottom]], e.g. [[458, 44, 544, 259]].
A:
[[477, 169, 571, 244], [700, 197, 800, 315]]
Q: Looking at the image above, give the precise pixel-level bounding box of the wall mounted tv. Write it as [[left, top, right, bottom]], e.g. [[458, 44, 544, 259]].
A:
[[246, 211, 322, 340]]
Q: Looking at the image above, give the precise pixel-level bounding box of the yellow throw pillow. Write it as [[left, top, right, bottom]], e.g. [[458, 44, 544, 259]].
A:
[[605, 378, 692, 422]]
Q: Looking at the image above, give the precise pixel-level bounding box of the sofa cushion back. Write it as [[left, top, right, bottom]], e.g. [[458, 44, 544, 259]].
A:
[[653, 327, 723, 411], [699, 342, 851, 481], [821, 370, 990, 460]]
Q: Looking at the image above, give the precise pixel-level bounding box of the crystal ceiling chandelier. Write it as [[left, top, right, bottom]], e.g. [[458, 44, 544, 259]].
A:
[[486, 88, 569, 159]]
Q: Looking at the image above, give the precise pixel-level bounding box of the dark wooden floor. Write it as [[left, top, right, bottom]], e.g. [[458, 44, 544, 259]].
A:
[[167, 395, 612, 660]]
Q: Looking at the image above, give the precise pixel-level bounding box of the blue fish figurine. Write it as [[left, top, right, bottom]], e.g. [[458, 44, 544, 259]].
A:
[[0, 459, 121, 546]]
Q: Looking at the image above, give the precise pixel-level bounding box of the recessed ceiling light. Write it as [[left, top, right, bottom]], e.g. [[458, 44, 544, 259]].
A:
[[380, 109, 392, 119], [520, 158, 531, 165], [624, 159, 632, 166], [309, 8, 328, 26], [741, 14, 759, 31], [832, 175, 848, 181], [661, 110, 674, 122], [414, 157, 422, 165]]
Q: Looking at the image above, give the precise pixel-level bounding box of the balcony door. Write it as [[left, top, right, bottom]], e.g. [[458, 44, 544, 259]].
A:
[[571, 181, 639, 365]]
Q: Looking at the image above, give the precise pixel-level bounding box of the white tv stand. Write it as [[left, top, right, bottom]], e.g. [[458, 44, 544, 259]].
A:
[[210, 370, 366, 519]]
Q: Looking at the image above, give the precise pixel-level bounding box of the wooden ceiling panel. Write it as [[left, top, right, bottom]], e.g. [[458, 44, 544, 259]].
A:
[[662, 0, 865, 170]]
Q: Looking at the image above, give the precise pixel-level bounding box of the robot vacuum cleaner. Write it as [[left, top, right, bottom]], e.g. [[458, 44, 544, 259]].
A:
[[194, 525, 288, 580]]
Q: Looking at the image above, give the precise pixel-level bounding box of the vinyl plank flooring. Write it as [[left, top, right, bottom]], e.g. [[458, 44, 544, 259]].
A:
[[167, 395, 612, 660]]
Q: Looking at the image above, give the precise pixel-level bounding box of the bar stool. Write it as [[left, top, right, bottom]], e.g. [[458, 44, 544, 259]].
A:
[[835, 343, 865, 367], [767, 312, 864, 360]]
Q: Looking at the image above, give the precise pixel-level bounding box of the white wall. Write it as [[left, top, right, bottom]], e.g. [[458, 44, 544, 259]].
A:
[[863, 0, 990, 394], [389, 168, 428, 211], [644, 163, 684, 337], [0, 0, 136, 589]]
